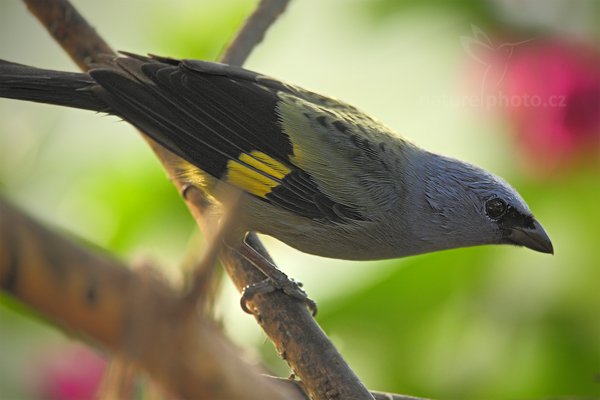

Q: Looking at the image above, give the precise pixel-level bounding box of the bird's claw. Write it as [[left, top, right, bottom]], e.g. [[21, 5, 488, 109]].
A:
[[241, 274, 317, 316]]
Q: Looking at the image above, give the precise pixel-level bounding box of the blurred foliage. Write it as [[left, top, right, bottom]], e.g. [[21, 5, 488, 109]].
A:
[[362, 0, 600, 38], [148, 0, 257, 60], [363, 0, 497, 26], [0, 0, 599, 399], [72, 157, 194, 255]]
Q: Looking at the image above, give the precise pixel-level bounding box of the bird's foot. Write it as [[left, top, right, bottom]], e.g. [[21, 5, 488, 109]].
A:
[[240, 272, 317, 315], [234, 238, 317, 315]]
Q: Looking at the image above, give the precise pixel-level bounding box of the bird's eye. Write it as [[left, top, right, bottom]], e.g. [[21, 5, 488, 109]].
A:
[[485, 198, 507, 219]]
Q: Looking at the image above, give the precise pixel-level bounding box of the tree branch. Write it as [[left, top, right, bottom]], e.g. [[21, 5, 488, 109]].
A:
[[23, 0, 112, 69], [0, 199, 291, 400], [267, 376, 427, 400]]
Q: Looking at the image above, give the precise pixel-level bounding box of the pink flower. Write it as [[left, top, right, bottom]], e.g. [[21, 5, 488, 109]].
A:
[[32, 344, 107, 400], [501, 40, 600, 176]]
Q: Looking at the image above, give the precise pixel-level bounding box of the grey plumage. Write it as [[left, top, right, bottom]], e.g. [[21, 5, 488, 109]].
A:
[[0, 54, 553, 260]]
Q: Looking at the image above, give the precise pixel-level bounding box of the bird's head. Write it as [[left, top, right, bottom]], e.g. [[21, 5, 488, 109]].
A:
[[414, 153, 553, 255]]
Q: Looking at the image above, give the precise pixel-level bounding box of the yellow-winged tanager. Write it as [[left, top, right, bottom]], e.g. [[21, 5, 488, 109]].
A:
[[0, 54, 553, 310]]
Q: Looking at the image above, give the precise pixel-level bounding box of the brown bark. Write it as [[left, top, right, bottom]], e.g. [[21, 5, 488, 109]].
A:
[[0, 199, 292, 399]]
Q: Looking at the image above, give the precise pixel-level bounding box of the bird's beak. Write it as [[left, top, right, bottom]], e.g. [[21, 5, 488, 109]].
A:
[[508, 219, 554, 254]]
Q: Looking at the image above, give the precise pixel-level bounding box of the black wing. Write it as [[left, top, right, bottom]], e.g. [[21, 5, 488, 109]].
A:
[[89, 54, 364, 222]]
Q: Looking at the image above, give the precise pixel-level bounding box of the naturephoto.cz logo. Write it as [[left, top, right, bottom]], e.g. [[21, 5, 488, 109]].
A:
[[420, 25, 567, 110]]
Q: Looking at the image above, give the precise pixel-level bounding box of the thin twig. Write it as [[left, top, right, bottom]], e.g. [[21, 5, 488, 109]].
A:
[[220, 0, 290, 66], [183, 185, 241, 309]]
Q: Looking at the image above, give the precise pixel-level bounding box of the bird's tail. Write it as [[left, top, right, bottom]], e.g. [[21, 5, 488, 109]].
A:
[[0, 59, 106, 112]]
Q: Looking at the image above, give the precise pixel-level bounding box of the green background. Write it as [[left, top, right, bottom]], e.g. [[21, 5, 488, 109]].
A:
[[0, 0, 598, 399]]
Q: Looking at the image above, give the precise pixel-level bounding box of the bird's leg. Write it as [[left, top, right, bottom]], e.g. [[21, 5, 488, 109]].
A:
[[230, 236, 317, 315]]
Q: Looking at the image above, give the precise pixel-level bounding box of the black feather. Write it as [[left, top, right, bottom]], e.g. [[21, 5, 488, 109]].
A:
[[0, 59, 105, 112], [0, 55, 366, 223]]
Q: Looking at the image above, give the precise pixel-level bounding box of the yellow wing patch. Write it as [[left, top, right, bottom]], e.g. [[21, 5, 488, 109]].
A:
[[226, 151, 291, 198]]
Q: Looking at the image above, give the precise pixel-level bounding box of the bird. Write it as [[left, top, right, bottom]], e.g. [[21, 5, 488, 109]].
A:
[[0, 53, 553, 311]]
